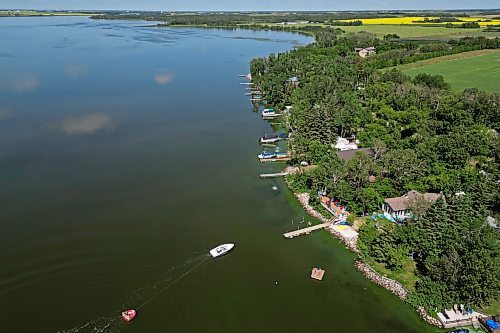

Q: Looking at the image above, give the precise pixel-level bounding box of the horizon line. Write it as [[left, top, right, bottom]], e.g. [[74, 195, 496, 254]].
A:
[[1, 8, 500, 12]]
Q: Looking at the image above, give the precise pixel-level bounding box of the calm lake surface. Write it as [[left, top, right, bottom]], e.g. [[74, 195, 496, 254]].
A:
[[0, 17, 442, 333]]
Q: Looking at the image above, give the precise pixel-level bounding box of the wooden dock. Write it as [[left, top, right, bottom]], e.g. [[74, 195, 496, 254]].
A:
[[283, 222, 332, 239], [259, 157, 291, 163], [259, 172, 288, 178]]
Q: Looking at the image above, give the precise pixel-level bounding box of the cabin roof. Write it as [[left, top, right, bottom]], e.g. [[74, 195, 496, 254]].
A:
[[384, 191, 440, 212], [336, 148, 373, 161]]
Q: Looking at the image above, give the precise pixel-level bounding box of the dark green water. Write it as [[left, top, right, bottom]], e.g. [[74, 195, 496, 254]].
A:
[[0, 17, 442, 333]]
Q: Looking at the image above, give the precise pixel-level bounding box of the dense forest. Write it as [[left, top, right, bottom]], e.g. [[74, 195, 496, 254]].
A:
[[250, 29, 500, 312]]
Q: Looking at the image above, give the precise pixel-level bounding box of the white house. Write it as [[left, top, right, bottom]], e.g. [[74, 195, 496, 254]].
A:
[[334, 136, 358, 151], [354, 47, 376, 58], [382, 190, 440, 222]]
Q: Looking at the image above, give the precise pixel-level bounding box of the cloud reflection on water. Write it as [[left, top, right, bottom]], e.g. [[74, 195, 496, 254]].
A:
[[59, 113, 113, 135], [1, 74, 40, 92], [0, 108, 13, 122], [64, 64, 88, 79], [154, 72, 175, 85]]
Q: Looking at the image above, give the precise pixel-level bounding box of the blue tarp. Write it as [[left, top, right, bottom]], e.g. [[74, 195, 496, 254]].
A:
[[487, 319, 499, 329]]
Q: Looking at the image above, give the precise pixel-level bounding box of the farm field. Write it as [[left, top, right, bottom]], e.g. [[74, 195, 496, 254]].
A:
[[339, 24, 482, 38], [263, 22, 499, 38], [401, 49, 500, 92], [340, 16, 500, 26]]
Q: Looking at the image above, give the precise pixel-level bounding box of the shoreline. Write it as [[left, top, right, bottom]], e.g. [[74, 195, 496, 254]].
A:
[[290, 188, 445, 328]]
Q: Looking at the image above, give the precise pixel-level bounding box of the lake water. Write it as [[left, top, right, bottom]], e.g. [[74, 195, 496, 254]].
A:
[[0, 17, 442, 333]]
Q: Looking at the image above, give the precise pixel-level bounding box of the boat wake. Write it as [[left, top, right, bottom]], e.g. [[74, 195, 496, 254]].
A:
[[57, 253, 211, 333]]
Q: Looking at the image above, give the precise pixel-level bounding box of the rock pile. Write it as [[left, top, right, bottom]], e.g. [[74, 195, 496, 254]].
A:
[[416, 307, 443, 327], [325, 225, 358, 252]]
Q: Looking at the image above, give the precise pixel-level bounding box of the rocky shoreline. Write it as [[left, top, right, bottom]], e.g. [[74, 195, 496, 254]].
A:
[[294, 192, 359, 251], [292, 191, 444, 328], [354, 260, 408, 300]]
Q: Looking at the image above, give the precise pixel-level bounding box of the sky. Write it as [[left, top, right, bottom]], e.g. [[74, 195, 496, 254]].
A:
[[0, 0, 498, 11]]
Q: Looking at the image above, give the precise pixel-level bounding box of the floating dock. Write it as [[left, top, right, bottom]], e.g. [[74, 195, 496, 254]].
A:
[[311, 268, 325, 281], [283, 222, 332, 238], [259, 157, 291, 163]]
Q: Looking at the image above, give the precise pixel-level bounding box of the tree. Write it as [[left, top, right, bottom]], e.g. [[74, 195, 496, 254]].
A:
[[413, 73, 449, 90], [382, 149, 427, 191]]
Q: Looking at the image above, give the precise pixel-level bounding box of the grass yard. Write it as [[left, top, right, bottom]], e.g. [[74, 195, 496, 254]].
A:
[[364, 256, 419, 292], [480, 298, 500, 316], [401, 49, 500, 92]]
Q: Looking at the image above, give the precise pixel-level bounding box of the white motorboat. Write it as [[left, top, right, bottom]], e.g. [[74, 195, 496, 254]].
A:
[[261, 108, 280, 118], [260, 134, 280, 144], [210, 243, 235, 258], [258, 152, 277, 159]]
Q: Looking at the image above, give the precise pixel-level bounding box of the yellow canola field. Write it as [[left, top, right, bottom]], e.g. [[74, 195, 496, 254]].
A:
[[342, 17, 500, 26]]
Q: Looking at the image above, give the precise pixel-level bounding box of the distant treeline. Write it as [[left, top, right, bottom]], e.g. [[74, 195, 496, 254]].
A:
[[91, 11, 476, 26], [93, 12, 390, 25], [155, 22, 342, 38], [326, 20, 363, 26], [413, 17, 465, 23]]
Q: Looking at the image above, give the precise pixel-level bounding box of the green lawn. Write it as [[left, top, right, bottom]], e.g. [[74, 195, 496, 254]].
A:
[[480, 298, 500, 316], [402, 50, 500, 92], [364, 255, 419, 292]]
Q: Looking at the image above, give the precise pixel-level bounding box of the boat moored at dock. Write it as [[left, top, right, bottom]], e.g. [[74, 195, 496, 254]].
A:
[[260, 134, 280, 144], [258, 152, 277, 159], [261, 108, 281, 118]]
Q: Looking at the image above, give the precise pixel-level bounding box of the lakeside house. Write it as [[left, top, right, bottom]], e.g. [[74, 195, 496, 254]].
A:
[[382, 190, 440, 222], [334, 136, 359, 151], [279, 21, 309, 25], [354, 47, 376, 58], [336, 148, 374, 161]]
